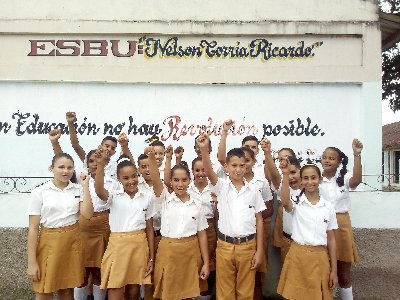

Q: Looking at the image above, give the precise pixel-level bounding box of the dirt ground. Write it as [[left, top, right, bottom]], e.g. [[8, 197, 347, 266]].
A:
[[1, 228, 399, 300]]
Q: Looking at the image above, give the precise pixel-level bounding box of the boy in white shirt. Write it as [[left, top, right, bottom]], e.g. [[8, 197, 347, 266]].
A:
[[197, 133, 265, 300]]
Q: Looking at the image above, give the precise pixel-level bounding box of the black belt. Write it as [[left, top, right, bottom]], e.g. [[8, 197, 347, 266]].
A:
[[283, 231, 292, 241], [218, 231, 254, 244], [154, 229, 161, 237]]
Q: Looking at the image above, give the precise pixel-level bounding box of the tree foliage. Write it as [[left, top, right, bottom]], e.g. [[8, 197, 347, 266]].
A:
[[380, 0, 400, 112]]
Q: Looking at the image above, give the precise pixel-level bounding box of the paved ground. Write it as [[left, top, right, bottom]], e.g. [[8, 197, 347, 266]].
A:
[[1, 228, 399, 299]]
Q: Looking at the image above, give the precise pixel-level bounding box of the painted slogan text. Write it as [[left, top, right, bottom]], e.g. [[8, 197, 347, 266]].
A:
[[0, 111, 325, 141]]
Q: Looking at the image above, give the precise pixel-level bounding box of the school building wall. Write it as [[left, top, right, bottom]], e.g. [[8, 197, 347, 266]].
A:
[[0, 0, 393, 228]]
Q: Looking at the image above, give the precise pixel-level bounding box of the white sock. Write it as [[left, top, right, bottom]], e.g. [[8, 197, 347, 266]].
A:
[[140, 284, 145, 299], [338, 286, 353, 300], [93, 284, 106, 300], [73, 285, 88, 300]]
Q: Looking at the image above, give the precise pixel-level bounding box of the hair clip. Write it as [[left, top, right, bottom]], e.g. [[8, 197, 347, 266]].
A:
[[145, 135, 160, 144]]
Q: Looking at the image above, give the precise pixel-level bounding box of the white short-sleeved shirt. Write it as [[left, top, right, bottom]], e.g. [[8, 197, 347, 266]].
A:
[[27, 181, 83, 228], [188, 182, 215, 219], [290, 193, 338, 246], [89, 176, 121, 212], [158, 161, 165, 179], [138, 176, 161, 231], [248, 176, 273, 203], [212, 178, 266, 237], [252, 161, 265, 179], [158, 189, 208, 239], [274, 179, 302, 235], [319, 172, 354, 213], [105, 189, 156, 232]]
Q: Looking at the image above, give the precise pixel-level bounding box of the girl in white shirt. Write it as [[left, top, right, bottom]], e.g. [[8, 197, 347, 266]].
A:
[[26, 153, 93, 300], [261, 139, 300, 262], [277, 162, 338, 300], [147, 146, 210, 300], [319, 139, 363, 300], [95, 149, 155, 300], [76, 149, 120, 300]]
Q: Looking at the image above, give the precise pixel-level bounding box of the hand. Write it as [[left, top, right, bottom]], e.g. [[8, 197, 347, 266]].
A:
[[164, 145, 173, 159], [118, 132, 129, 147], [94, 146, 109, 166], [222, 119, 234, 133], [352, 139, 363, 155], [279, 158, 291, 174], [329, 270, 338, 289], [144, 260, 154, 277], [80, 172, 90, 187], [66, 112, 77, 123], [199, 263, 210, 280], [144, 146, 155, 158], [250, 250, 263, 269], [27, 262, 40, 282], [174, 146, 184, 159], [260, 139, 272, 153], [210, 192, 218, 203], [196, 133, 209, 150], [48, 128, 61, 141]]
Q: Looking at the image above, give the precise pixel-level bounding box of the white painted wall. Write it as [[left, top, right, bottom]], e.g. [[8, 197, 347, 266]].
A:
[[4, 192, 399, 229], [0, 0, 378, 24]]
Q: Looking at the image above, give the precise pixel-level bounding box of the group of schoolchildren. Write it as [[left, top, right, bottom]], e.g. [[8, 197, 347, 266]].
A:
[[26, 113, 363, 300]]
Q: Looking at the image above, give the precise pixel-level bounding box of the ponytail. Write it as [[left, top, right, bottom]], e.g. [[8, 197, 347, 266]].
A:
[[327, 147, 348, 187]]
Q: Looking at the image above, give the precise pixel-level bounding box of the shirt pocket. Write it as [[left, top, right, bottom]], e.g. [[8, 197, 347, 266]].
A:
[[316, 209, 330, 238]]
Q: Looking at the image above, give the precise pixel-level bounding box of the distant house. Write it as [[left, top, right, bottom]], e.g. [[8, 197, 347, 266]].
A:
[[382, 121, 400, 185]]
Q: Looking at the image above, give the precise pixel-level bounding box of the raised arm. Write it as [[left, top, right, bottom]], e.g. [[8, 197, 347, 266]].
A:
[[145, 146, 164, 197], [197, 134, 218, 185], [94, 147, 110, 201], [118, 132, 136, 167], [66, 112, 86, 162], [174, 146, 184, 165], [163, 145, 173, 188], [279, 159, 293, 213], [79, 172, 94, 219], [349, 139, 363, 189], [260, 139, 281, 190], [48, 128, 63, 155], [217, 120, 233, 166]]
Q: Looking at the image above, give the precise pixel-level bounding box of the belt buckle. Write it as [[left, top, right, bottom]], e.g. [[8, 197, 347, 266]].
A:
[[233, 237, 240, 244]]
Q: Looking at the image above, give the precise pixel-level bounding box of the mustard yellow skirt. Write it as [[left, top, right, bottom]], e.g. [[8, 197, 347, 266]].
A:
[[154, 235, 207, 300], [33, 223, 84, 293], [273, 204, 284, 248], [100, 230, 150, 289], [79, 210, 110, 268], [335, 212, 360, 263], [277, 242, 332, 300]]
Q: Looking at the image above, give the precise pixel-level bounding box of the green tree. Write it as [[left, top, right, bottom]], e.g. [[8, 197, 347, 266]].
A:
[[380, 0, 400, 111]]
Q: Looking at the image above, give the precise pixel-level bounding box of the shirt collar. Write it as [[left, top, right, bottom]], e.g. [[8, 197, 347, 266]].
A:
[[188, 181, 211, 193], [46, 180, 75, 191], [297, 193, 328, 207], [227, 177, 249, 192], [167, 191, 194, 205]]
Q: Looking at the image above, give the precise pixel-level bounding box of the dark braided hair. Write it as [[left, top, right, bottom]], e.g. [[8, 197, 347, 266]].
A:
[[171, 163, 191, 179], [326, 147, 348, 187], [116, 154, 137, 176]]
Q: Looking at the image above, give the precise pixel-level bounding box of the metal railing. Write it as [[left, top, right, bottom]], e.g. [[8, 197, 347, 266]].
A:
[[0, 174, 398, 194], [0, 177, 52, 194]]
